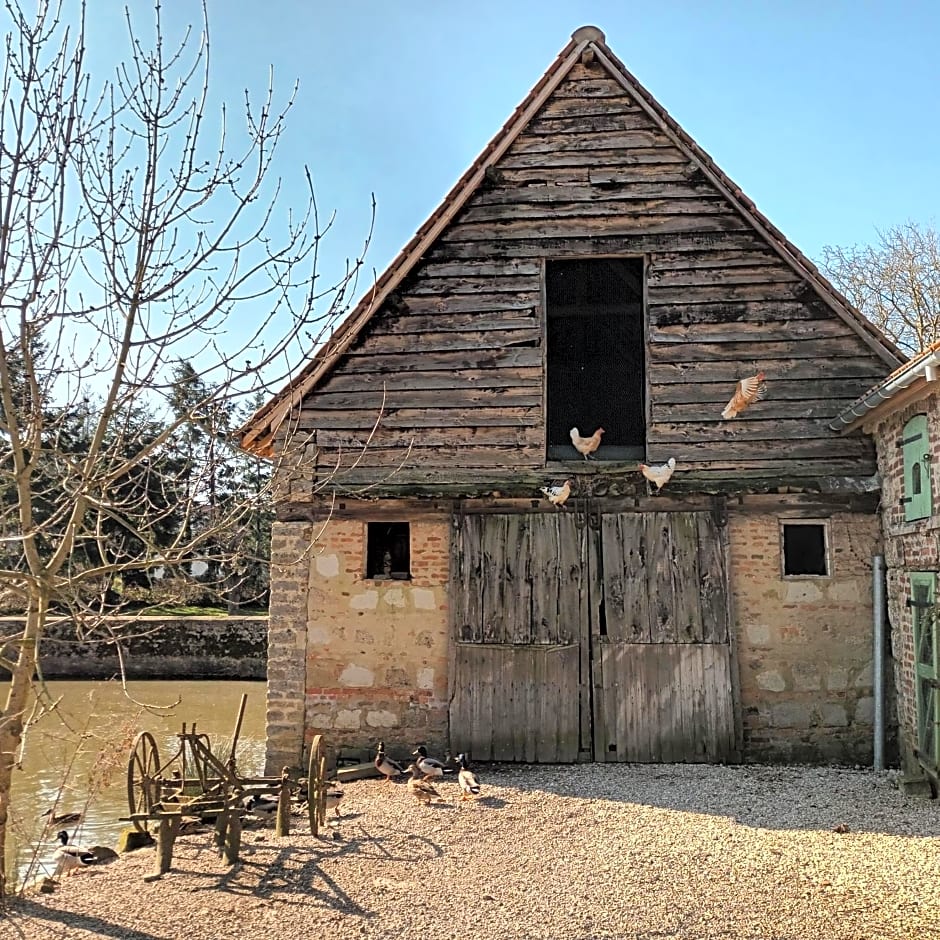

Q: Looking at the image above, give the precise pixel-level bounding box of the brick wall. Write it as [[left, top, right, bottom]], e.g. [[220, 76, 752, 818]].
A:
[[265, 517, 450, 773], [869, 390, 940, 777], [729, 511, 883, 764]]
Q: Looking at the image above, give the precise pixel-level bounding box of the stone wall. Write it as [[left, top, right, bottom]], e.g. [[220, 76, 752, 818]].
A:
[[265, 518, 450, 774], [11, 616, 268, 680], [729, 511, 886, 764], [868, 390, 940, 778]]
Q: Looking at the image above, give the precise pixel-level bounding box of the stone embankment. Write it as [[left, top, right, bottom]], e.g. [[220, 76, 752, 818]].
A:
[[0, 615, 267, 679]]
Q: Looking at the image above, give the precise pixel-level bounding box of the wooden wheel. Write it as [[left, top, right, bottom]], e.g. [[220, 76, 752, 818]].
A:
[[127, 732, 161, 833], [306, 734, 328, 836]]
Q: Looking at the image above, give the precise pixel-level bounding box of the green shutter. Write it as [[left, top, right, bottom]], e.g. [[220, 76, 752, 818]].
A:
[[903, 415, 932, 522]]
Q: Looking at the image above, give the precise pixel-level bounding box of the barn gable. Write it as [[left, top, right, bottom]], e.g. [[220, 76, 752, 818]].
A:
[[243, 26, 898, 501]]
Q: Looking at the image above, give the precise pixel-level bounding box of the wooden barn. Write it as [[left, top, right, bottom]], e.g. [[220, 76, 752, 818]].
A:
[[242, 26, 902, 772]]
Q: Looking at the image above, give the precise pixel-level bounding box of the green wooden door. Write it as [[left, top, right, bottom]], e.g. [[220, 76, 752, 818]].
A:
[[910, 572, 940, 774]]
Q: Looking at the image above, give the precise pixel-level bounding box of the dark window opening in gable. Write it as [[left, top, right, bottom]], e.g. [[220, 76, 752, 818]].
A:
[[545, 258, 645, 461], [782, 522, 828, 577], [366, 522, 411, 580]]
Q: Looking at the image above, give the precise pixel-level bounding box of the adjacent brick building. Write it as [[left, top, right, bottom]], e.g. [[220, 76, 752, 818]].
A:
[[243, 27, 903, 773], [833, 343, 940, 792]]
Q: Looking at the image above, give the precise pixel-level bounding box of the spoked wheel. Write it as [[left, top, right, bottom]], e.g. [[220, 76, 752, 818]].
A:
[[127, 732, 161, 833], [306, 734, 328, 837]]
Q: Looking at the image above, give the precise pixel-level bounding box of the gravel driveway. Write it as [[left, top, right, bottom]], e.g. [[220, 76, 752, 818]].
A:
[[3, 762, 938, 939]]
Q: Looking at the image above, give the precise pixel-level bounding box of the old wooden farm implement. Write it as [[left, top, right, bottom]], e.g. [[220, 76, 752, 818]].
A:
[[125, 694, 331, 871]]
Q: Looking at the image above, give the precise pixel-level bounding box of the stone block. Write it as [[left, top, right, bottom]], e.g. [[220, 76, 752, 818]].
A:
[[756, 670, 786, 692], [770, 701, 814, 728]]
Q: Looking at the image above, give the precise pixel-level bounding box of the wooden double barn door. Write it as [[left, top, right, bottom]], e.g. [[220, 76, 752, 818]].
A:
[[449, 510, 739, 763]]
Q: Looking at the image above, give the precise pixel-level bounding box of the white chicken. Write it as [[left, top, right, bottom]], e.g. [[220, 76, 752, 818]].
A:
[[539, 479, 571, 508], [569, 426, 604, 460], [721, 371, 766, 419], [639, 457, 677, 492]]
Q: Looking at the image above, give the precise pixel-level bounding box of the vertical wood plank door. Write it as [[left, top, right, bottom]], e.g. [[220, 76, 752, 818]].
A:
[[592, 511, 739, 763], [449, 512, 587, 762]]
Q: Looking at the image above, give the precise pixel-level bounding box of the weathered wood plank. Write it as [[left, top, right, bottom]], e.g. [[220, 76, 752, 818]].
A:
[[649, 357, 885, 384], [442, 212, 749, 241], [649, 319, 855, 344], [345, 328, 539, 356], [300, 406, 541, 431], [460, 197, 732, 225], [406, 274, 539, 295], [552, 77, 635, 98], [316, 425, 541, 449], [379, 311, 538, 335], [414, 259, 542, 279], [642, 436, 873, 462], [648, 337, 869, 362], [673, 513, 704, 643], [301, 385, 542, 413], [651, 378, 876, 405], [536, 96, 643, 119], [497, 147, 690, 170], [536, 96, 641, 119], [697, 514, 729, 644], [336, 347, 542, 373], [525, 111, 659, 135], [473, 181, 720, 206], [648, 300, 831, 324], [648, 264, 801, 287], [428, 232, 762, 258], [320, 367, 542, 394], [650, 248, 782, 270], [650, 281, 810, 304], [648, 419, 841, 444], [391, 292, 539, 315], [603, 514, 650, 643]]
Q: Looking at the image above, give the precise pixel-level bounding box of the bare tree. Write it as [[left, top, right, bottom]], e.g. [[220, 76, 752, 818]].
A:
[[0, 0, 367, 894], [821, 221, 940, 356]]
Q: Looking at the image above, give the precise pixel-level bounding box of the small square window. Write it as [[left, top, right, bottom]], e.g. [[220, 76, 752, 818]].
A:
[[781, 522, 828, 577], [366, 522, 411, 580]]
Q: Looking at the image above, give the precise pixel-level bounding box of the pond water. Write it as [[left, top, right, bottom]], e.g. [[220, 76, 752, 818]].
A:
[[8, 679, 267, 889]]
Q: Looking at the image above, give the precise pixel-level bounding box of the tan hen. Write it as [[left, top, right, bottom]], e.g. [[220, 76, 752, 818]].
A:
[[721, 372, 766, 420]]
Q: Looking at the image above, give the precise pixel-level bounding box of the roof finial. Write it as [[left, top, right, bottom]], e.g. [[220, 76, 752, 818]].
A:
[[572, 25, 605, 44]]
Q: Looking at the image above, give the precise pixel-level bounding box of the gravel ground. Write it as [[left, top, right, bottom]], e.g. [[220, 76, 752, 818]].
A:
[[2, 762, 939, 940]]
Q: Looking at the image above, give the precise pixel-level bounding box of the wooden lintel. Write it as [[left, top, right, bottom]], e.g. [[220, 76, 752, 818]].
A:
[[277, 489, 878, 521]]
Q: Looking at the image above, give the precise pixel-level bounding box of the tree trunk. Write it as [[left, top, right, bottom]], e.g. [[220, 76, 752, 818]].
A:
[[0, 593, 46, 899]]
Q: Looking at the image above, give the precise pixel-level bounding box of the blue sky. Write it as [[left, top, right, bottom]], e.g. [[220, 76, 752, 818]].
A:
[[89, 1, 940, 344]]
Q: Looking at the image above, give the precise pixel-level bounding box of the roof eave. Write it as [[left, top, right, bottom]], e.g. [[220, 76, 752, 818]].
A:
[[831, 352, 940, 434]]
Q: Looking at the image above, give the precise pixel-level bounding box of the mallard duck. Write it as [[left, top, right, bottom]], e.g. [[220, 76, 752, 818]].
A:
[[405, 763, 442, 805], [375, 741, 405, 782], [412, 745, 447, 780], [243, 794, 278, 817], [456, 753, 481, 801], [52, 831, 117, 877], [41, 808, 83, 825]]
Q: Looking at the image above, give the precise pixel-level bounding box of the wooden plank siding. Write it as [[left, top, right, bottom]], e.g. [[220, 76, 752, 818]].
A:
[[295, 59, 888, 496]]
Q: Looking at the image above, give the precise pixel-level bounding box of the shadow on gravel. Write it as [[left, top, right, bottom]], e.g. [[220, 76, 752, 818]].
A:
[[180, 821, 444, 918], [481, 763, 940, 838], [4, 899, 165, 940]]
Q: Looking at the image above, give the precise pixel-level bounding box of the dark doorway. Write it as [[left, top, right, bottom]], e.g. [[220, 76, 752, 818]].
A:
[[545, 258, 645, 461]]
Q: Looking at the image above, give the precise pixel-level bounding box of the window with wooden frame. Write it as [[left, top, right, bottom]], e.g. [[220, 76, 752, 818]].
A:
[[902, 414, 932, 522], [365, 522, 411, 580], [780, 521, 829, 577], [909, 572, 939, 772], [545, 258, 645, 461]]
